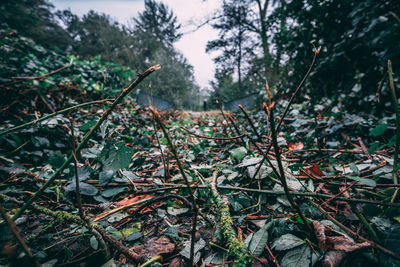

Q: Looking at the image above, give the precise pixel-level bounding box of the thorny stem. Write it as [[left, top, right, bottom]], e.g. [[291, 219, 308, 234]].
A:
[[69, 118, 110, 259], [252, 47, 319, 181], [0, 99, 112, 136], [350, 204, 381, 244], [150, 106, 198, 266], [152, 120, 169, 179], [238, 104, 263, 141], [388, 60, 400, 184], [216, 100, 236, 138], [0, 204, 41, 267], [11, 64, 160, 221], [13, 58, 73, 80], [226, 113, 247, 146], [268, 104, 313, 232]]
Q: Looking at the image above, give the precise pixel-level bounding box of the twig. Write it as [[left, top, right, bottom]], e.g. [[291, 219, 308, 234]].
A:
[[0, 203, 41, 267], [31, 203, 145, 263], [216, 100, 236, 138], [139, 255, 163, 267], [181, 127, 245, 140], [69, 117, 110, 259], [238, 104, 263, 141], [225, 113, 247, 146], [350, 204, 381, 244], [0, 99, 112, 136], [265, 243, 280, 267], [252, 47, 319, 180], [12, 58, 73, 80], [94, 226, 147, 263], [11, 64, 160, 221], [150, 106, 198, 266], [93, 197, 154, 223], [267, 99, 313, 232], [357, 137, 373, 160], [132, 194, 213, 225], [387, 60, 400, 184], [319, 181, 358, 207], [152, 120, 169, 179]]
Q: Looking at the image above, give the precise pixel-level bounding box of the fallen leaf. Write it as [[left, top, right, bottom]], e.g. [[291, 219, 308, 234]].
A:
[[322, 250, 346, 267], [132, 236, 175, 257], [313, 220, 370, 252], [115, 194, 154, 206], [302, 163, 323, 177], [288, 142, 304, 151]]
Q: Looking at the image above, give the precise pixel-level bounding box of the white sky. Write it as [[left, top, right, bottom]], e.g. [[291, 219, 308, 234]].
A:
[[50, 0, 222, 89]]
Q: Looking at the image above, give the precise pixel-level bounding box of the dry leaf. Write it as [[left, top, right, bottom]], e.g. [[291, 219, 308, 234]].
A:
[[288, 141, 304, 151]]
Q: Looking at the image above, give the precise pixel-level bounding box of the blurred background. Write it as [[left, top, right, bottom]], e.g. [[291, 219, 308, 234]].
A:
[[1, 0, 399, 112]]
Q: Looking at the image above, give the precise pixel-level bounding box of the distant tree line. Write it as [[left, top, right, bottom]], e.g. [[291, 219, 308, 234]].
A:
[[207, 0, 400, 114], [0, 0, 201, 109]]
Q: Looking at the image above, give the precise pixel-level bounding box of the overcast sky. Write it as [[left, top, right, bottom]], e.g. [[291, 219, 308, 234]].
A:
[[50, 0, 222, 88]]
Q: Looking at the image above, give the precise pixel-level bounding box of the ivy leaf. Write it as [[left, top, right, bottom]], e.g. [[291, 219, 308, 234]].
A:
[[280, 244, 318, 267], [348, 176, 376, 187], [64, 182, 98, 196], [370, 124, 388, 136], [101, 141, 132, 172], [271, 233, 305, 251], [249, 220, 273, 257], [90, 236, 98, 250], [230, 147, 247, 160]]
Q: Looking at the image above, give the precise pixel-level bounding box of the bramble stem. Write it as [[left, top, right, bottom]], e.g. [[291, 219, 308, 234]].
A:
[[150, 106, 198, 266], [388, 60, 399, 184]]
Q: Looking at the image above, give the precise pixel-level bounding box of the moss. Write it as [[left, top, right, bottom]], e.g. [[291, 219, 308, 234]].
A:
[[210, 187, 253, 266]]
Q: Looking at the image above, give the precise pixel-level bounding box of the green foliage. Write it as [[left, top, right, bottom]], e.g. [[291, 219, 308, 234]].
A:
[[1, 0, 200, 109], [0, 0, 72, 50], [269, 0, 400, 113], [0, 25, 135, 119]]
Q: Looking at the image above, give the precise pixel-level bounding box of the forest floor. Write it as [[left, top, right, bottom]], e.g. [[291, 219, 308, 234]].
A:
[[1, 100, 400, 267]]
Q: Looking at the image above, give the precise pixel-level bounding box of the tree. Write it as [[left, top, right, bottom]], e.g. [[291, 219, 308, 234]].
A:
[[206, 0, 282, 101], [0, 0, 71, 50], [270, 0, 400, 112], [130, 0, 199, 108], [134, 0, 182, 46]]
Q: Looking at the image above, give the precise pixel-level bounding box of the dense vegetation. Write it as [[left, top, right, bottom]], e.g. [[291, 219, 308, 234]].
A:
[[1, 0, 200, 109], [207, 0, 400, 112], [0, 0, 400, 267]]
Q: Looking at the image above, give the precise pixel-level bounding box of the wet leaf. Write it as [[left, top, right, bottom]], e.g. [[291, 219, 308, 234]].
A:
[[280, 244, 318, 267], [271, 233, 305, 251], [249, 220, 273, 257], [369, 124, 388, 136], [90, 236, 98, 250]]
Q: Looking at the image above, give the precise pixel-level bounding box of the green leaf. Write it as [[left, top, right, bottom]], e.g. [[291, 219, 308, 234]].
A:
[[280, 244, 318, 267], [348, 176, 376, 187], [90, 236, 98, 250], [101, 187, 126, 198], [101, 141, 132, 172], [249, 220, 273, 257], [80, 120, 96, 131], [349, 163, 360, 175], [370, 124, 388, 136], [64, 182, 98, 196], [271, 233, 305, 251], [230, 147, 247, 160]]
